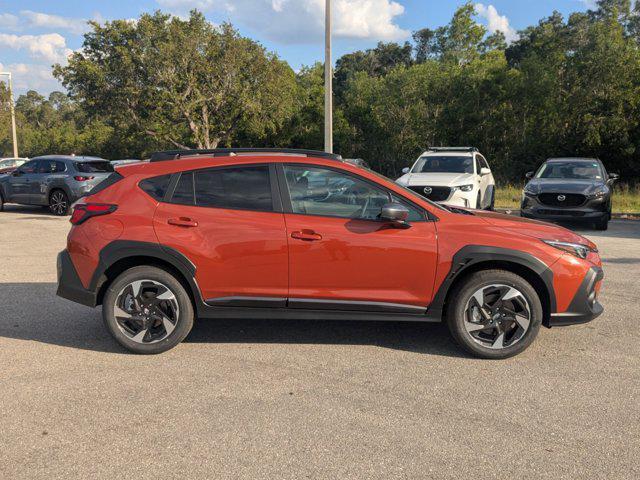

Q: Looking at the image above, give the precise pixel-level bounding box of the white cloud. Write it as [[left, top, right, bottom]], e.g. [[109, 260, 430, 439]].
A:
[[0, 63, 61, 94], [0, 33, 73, 63], [475, 3, 519, 43], [0, 13, 20, 30], [157, 0, 409, 42], [19, 10, 91, 35]]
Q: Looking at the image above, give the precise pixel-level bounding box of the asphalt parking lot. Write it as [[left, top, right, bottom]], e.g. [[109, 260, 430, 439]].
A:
[[1, 204, 639, 480]]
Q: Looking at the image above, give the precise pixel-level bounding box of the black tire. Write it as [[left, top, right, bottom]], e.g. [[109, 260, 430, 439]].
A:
[[446, 269, 543, 359], [0, 193, 4, 212], [594, 217, 608, 231], [102, 266, 194, 354], [485, 190, 495, 211], [49, 189, 69, 216], [476, 192, 482, 209]]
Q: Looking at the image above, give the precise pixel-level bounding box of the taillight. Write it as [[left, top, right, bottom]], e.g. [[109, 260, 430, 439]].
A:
[[74, 176, 95, 181], [70, 203, 117, 225]]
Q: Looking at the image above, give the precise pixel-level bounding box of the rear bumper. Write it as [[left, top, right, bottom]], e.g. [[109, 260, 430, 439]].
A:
[[56, 250, 97, 307], [548, 266, 604, 327]]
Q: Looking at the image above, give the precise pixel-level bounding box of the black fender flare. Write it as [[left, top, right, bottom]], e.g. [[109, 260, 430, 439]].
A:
[[89, 240, 203, 309], [427, 245, 556, 321]]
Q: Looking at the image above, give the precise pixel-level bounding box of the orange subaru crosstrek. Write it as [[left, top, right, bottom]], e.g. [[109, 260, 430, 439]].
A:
[[57, 149, 604, 358]]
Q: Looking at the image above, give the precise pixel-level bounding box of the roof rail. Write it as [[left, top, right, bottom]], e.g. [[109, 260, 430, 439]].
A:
[[150, 148, 343, 162], [426, 147, 478, 153]]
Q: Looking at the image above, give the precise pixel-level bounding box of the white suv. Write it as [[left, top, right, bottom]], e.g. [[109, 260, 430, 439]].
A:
[[396, 147, 495, 209]]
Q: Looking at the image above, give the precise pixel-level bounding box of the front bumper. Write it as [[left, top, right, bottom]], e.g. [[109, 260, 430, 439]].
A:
[[56, 250, 98, 307], [521, 194, 608, 221], [548, 266, 604, 326]]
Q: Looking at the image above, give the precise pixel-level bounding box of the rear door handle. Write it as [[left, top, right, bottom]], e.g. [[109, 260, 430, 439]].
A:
[[168, 217, 198, 228], [291, 230, 322, 241]]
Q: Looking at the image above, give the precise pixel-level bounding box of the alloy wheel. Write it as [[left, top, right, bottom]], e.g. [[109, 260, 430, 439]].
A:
[[50, 191, 67, 215], [464, 284, 531, 350], [113, 279, 179, 344]]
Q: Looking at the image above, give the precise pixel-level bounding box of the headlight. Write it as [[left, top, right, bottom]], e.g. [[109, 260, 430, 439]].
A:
[[454, 184, 474, 192], [523, 184, 538, 196], [587, 187, 608, 199], [542, 240, 597, 259]]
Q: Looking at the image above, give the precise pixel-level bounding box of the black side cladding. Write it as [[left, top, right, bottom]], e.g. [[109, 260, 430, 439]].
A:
[[86, 172, 124, 196]]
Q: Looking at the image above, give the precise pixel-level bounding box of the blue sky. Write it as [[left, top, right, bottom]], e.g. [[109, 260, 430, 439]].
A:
[[1, 0, 593, 95]]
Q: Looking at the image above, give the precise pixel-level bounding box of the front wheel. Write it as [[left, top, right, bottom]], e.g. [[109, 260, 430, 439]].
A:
[[102, 266, 194, 354], [594, 217, 608, 231], [446, 270, 543, 359]]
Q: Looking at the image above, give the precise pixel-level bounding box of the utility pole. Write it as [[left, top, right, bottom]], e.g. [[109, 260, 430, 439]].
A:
[[0, 72, 18, 158], [324, 0, 333, 154]]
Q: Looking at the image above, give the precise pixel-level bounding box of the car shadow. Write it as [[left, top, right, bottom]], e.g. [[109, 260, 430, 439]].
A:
[[0, 282, 468, 358], [0, 204, 58, 217]]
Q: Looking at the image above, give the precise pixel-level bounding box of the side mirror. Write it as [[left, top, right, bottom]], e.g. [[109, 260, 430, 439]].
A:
[[480, 167, 491, 176], [12, 170, 22, 177], [380, 202, 410, 228], [608, 173, 619, 182], [401, 167, 410, 174], [525, 171, 534, 180]]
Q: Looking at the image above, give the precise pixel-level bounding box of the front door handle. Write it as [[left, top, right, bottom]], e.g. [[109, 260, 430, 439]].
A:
[[291, 230, 322, 241], [168, 217, 198, 228]]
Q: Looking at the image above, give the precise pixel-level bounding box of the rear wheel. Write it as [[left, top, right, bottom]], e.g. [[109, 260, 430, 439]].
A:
[[102, 266, 194, 354], [0, 193, 4, 212], [49, 190, 69, 216], [446, 270, 542, 359]]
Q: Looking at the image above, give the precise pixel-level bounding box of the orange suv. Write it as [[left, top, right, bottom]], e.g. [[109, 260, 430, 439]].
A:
[[56, 149, 604, 358]]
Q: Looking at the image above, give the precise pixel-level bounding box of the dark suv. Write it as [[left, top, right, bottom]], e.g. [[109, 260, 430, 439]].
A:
[[0, 155, 114, 215], [521, 158, 618, 230]]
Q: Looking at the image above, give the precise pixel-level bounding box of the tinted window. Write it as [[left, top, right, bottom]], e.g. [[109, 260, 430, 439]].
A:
[[412, 156, 474, 174], [139, 174, 171, 201], [38, 160, 66, 173], [19, 161, 38, 174], [284, 165, 392, 220], [193, 166, 272, 211], [172, 172, 195, 205], [75, 161, 114, 173], [478, 155, 489, 169]]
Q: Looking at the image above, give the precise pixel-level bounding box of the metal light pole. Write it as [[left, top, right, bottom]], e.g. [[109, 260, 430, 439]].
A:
[[0, 72, 18, 158], [324, 0, 333, 154]]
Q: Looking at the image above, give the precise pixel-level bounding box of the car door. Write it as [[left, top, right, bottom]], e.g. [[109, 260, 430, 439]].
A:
[[279, 164, 438, 311], [31, 159, 54, 204], [153, 164, 289, 305], [7, 160, 38, 203]]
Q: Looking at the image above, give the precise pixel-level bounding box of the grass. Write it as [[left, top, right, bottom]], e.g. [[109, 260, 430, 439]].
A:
[[495, 183, 640, 214]]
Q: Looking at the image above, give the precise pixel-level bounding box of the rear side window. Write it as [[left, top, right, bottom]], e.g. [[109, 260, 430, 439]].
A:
[[194, 166, 272, 211], [169, 166, 273, 212], [75, 161, 114, 173], [139, 174, 171, 201]]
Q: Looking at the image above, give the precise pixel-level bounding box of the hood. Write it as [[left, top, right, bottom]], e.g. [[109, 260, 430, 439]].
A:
[[402, 172, 475, 187], [472, 210, 595, 248], [525, 178, 606, 195]]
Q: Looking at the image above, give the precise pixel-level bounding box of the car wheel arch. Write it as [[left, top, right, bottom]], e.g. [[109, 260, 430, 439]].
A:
[[428, 246, 556, 327]]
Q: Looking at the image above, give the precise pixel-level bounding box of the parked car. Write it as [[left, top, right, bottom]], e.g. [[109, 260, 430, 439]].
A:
[[396, 147, 496, 210], [344, 158, 371, 169], [0, 157, 28, 175], [0, 155, 114, 215], [521, 158, 618, 230], [111, 159, 143, 166], [56, 148, 604, 359]]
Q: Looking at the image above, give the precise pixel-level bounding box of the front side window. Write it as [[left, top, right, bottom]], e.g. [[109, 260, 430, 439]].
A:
[[18, 161, 38, 174], [411, 156, 474, 174], [283, 165, 423, 221]]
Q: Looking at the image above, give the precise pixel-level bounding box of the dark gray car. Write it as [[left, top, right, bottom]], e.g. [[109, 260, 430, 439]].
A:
[[0, 155, 114, 215], [521, 158, 619, 230]]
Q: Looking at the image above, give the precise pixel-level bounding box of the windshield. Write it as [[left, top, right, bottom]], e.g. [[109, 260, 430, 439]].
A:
[[411, 156, 474, 174], [536, 161, 603, 180], [75, 161, 114, 173]]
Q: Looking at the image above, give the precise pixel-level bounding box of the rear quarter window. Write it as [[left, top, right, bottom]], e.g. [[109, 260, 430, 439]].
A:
[[139, 174, 172, 201]]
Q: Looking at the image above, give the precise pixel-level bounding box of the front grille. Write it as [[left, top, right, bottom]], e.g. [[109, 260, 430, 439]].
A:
[[408, 186, 451, 202], [538, 193, 586, 207]]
